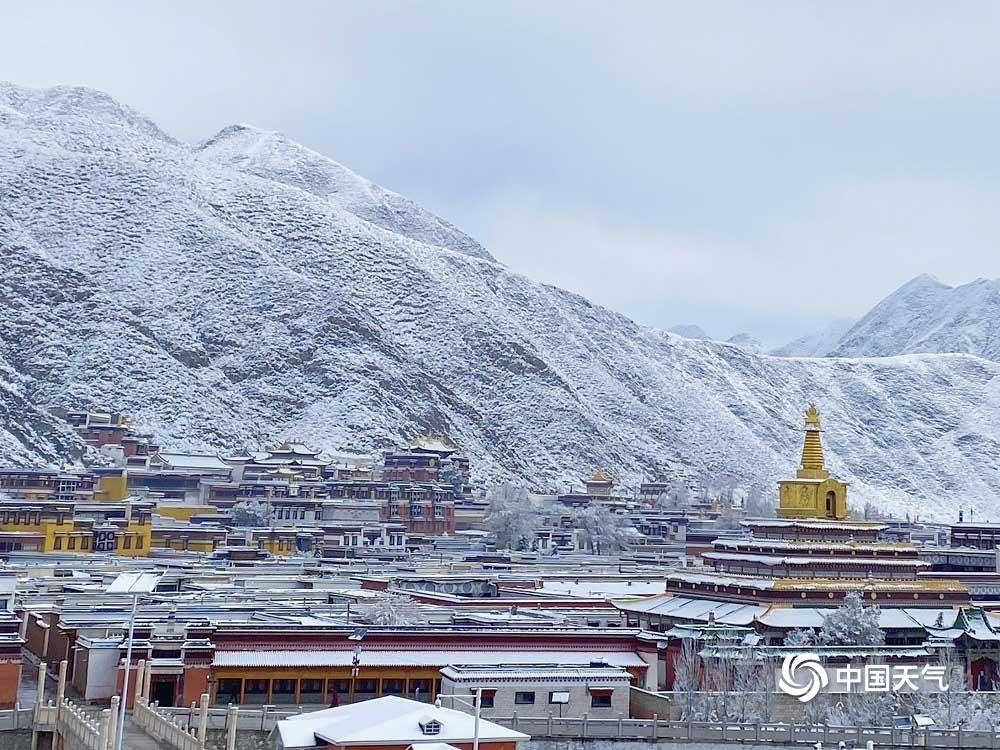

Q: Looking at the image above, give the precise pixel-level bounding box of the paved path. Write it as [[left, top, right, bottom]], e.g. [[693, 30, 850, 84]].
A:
[[119, 716, 173, 750]]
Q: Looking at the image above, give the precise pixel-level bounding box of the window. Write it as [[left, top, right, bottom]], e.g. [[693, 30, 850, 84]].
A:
[[215, 678, 242, 705], [53, 536, 63, 551], [68, 537, 76, 550], [409, 679, 432, 702], [381, 678, 405, 696], [514, 691, 535, 705], [272, 679, 296, 703], [591, 693, 613, 708], [81, 537, 90, 550], [477, 690, 495, 708], [243, 679, 269, 704], [136, 535, 144, 549], [410, 504, 423, 519], [354, 678, 378, 700], [434, 504, 444, 519], [327, 679, 351, 705], [419, 719, 441, 736], [299, 679, 324, 704]]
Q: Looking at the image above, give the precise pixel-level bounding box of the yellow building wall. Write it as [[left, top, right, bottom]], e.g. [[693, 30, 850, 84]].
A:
[[156, 505, 217, 521], [95, 473, 129, 502], [114, 520, 152, 557]]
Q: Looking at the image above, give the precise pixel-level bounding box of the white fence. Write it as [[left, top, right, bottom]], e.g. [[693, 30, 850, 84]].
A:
[[491, 714, 1000, 748], [0, 708, 34, 730], [134, 697, 201, 750]]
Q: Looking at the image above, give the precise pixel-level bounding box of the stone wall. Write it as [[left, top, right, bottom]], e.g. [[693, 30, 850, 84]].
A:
[[204, 728, 271, 750], [0, 732, 32, 750]]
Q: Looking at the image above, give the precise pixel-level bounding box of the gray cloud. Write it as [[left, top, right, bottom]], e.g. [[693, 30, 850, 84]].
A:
[[4, 1, 1000, 345]]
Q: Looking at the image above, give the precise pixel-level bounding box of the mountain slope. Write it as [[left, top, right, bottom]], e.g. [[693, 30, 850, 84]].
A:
[[829, 275, 1000, 361], [771, 317, 857, 357], [3, 82, 1000, 520]]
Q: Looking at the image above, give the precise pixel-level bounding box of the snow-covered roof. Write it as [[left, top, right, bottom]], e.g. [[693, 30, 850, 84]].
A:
[[743, 519, 886, 532], [756, 607, 955, 630], [214, 649, 647, 669], [154, 452, 231, 471], [276, 696, 527, 748], [703, 551, 928, 568], [616, 594, 768, 625], [440, 664, 631, 681]]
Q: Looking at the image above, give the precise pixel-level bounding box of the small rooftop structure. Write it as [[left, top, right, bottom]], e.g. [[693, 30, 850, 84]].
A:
[[274, 695, 528, 750]]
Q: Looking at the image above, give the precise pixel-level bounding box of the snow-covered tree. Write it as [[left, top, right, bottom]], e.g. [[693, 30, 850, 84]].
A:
[[730, 648, 769, 722], [357, 593, 422, 626], [817, 592, 884, 646], [672, 637, 700, 719], [742, 482, 775, 518], [231, 500, 272, 527], [826, 681, 899, 728], [574, 504, 636, 554], [783, 628, 816, 648], [655, 484, 691, 510], [439, 463, 464, 496], [483, 483, 537, 550]]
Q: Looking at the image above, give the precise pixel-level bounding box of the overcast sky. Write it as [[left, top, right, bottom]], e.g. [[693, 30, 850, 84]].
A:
[[5, 2, 1000, 346]]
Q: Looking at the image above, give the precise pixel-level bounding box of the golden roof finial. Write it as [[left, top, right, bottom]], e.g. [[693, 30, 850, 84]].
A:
[[805, 403, 821, 429]]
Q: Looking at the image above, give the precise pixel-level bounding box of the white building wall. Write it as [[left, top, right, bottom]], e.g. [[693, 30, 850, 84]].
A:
[[440, 676, 629, 719]]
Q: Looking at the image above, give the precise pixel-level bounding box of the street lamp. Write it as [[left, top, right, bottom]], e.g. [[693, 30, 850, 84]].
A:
[[436, 688, 483, 750], [108, 571, 162, 750]]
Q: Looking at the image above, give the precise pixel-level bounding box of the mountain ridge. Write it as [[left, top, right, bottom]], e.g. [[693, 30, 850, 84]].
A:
[[3, 82, 1000, 520]]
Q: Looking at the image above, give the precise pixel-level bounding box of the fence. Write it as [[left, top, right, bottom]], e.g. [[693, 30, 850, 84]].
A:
[[134, 697, 202, 750], [29, 658, 117, 750], [486, 714, 1000, 748], [0, 708, 34, 730]]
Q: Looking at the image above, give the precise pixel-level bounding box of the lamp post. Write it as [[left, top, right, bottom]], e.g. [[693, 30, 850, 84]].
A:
[[436, 688, 483, 750], [108, 572, 162, 750]]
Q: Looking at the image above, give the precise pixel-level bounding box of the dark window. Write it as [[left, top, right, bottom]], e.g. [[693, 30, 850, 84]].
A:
[[123, 536, 132, 550], [68, 537, 76, 550], [54, 537, 63, 551], [272, 679, 296, 703], [591, 693, 613, 708], [244, 679, 269, 704], [409, 679, 432, 701], [382, 678, 405, 696], [299, 679, 324, 704], [478, 691, 495, 708], [354, 678, 378, 700], [515, 691, 535, 705], [215, 679, 241, 705], [327, 679, 351, 705]]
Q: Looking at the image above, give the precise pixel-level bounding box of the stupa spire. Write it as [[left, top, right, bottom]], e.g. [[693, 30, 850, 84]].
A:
[[799, 403, 826, 473]]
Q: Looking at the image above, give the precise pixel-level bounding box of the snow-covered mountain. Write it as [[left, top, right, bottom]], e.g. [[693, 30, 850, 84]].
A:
[[667, 324, 711, 340], [726, 333, 764, 354], [3, 82, 1000, 520], [771, 317, 858, 357], [829, 275, 1000, 361]]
